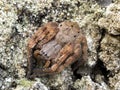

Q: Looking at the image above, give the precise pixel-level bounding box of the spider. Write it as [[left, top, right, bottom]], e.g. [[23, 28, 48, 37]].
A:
[[27, 21, 88, 79]]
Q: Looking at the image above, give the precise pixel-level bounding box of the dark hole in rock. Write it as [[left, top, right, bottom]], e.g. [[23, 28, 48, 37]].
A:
[[10, 81, 17, 88], [74, 35, 77, 38], [68, 85, 76, 90], [71, 59, 110, 84], [71, 61, 83, 80], [0, 63, 8, 70], [60, 24, 62, 27], [71, 25, 73, 27], [91, 59, 110, 84], [50, 86, 58, 90]]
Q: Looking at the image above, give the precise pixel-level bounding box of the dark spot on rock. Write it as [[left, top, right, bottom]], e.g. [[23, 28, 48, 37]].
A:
[[91, 60, 110, 84], [59, 24, 62, 27], [95, 0, 112, 7], [68, 85, 76, 90], [10, 81, 17, 88], [75, 1, 82, 7], [2, 21, 5, 24], [71, 25, 73, 27], [74, 35, 76, 37]]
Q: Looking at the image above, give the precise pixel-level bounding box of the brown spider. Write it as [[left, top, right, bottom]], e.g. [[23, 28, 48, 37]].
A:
[[27, 21, 88, 79]]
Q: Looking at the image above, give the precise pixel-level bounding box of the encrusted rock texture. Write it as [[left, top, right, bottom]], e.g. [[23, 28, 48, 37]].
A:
[[0, 0, 119, 90]]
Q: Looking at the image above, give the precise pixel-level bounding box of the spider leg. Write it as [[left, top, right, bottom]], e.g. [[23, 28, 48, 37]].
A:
[[72, 36, 88, 71], [29, 43, 74, 78], [27, 22, 59, 79], [27, 26, 47, 78], [56, 44, 81, 73], [81, 36, 88, 62], [43, 60, 51, 68], [28, 22, 59, 49]]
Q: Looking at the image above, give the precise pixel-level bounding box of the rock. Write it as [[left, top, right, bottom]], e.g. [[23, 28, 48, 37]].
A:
[[44, 67, 73, 90], [73, 76, 109, 90], [109, 72, 120, 90], [99, 34, 120, 71], [31, 82, 48, 90], [98, 3, 120, 35]]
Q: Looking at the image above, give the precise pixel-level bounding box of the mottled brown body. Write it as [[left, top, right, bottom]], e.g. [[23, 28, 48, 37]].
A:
[[27, 21, 88, 79]]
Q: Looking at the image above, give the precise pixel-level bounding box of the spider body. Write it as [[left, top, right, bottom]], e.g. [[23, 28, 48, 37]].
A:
[[27, 21, 88, 79]]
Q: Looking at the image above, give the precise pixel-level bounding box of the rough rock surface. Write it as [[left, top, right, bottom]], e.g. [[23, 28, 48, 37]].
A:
[[0, 0, 119, 90], [73, 76, 109, 90], [98, 3, 120, 35]]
